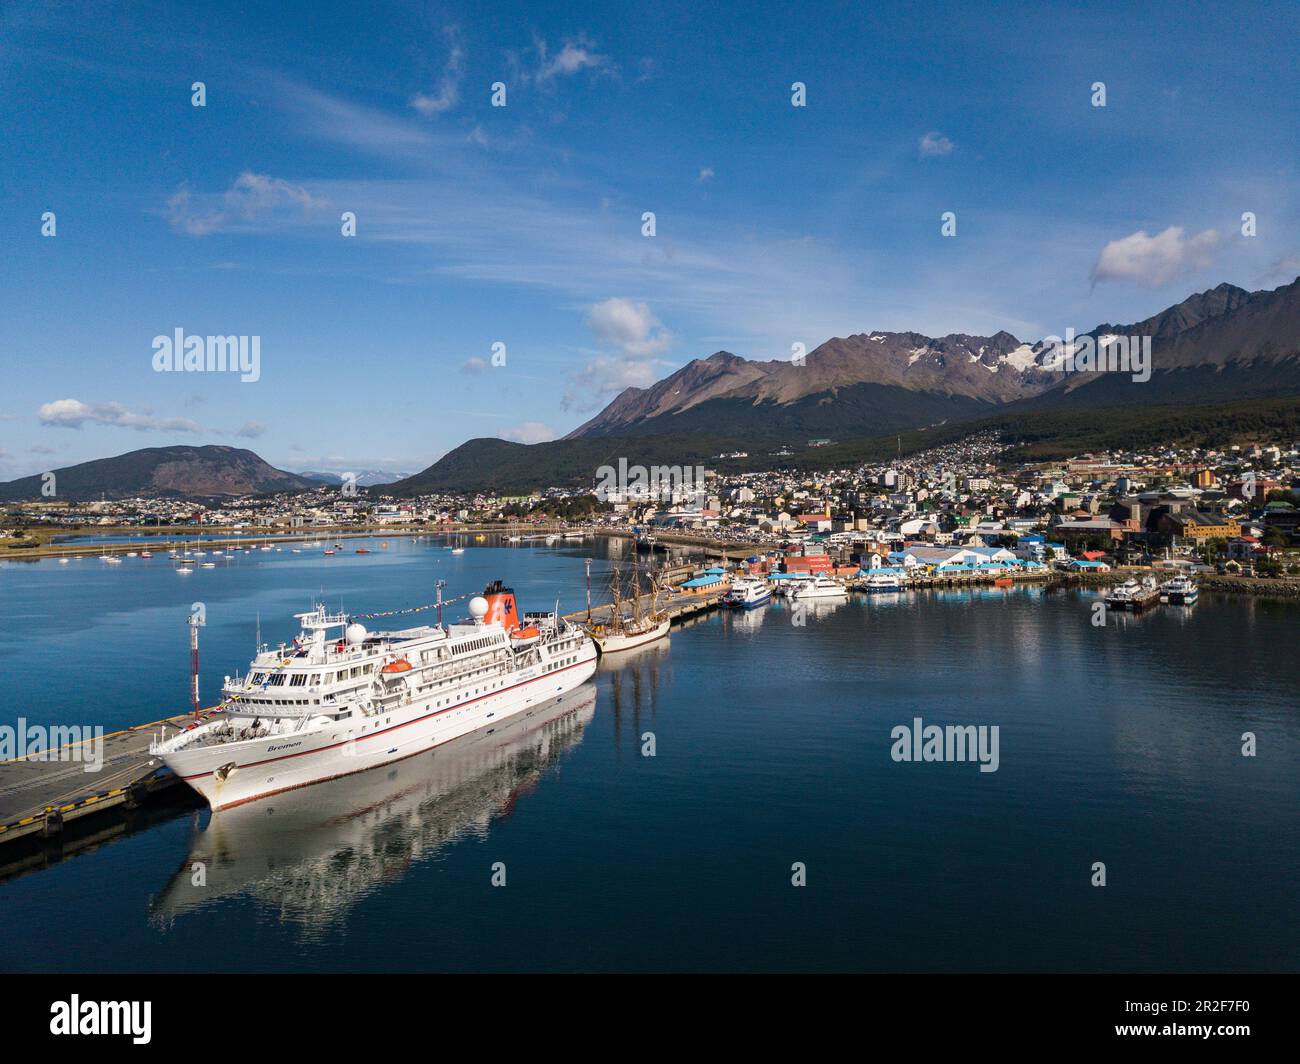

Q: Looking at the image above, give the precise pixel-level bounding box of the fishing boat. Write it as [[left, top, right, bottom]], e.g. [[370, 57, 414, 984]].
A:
[[723, 576, 772, 609], [151, 580, 597, 811], [790, 573, 847, 601], [1159, 575, 1199, 605], [585, 560, 671, 653]]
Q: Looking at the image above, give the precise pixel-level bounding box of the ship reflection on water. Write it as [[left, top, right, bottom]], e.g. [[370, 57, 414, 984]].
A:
[[150, 684, 597, 935], [597, 637, 670, 755]]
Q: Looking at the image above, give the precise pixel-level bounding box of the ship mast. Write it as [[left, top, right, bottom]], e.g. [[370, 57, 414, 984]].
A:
[[609, 562, 623, 633], [188, 605, 203, 720]]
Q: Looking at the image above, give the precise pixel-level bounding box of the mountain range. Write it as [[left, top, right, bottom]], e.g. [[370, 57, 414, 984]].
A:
[[5, 280, 1297, 501], [565, 278, 1300, 444], [298, 469, 416, 488], [386, 277, 1300, 494]]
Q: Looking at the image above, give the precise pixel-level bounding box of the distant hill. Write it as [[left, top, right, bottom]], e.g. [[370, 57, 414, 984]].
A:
[[0, 445, 320, 502], [379, 434, 744, 497]]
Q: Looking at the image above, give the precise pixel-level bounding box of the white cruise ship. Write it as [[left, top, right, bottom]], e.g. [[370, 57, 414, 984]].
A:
[[152, 581, 597, 810]]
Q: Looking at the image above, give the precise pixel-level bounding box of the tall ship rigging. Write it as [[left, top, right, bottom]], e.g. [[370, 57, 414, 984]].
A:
[[584, 558, 671, 654], [151, 580, 597, 810]]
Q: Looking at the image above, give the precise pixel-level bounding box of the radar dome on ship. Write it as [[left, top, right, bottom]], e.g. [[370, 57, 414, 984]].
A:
[[468, 596, 489, 621], [345, 622, 368, 644]]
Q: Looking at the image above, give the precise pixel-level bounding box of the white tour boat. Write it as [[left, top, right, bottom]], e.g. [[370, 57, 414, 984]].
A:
[[723, 576, 772, 609], [1159, 575, 1199, 605], [789, 573, 848, 601]]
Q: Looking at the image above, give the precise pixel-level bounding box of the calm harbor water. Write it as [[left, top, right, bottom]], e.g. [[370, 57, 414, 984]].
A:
[[0, 536, 1296, 972]]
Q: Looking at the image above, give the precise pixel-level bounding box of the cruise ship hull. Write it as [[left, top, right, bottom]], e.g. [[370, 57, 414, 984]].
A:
[[159, 654, 597, 811]]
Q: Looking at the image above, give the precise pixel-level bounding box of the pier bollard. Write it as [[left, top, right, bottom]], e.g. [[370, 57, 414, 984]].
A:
[[41, 807, 63, 838]]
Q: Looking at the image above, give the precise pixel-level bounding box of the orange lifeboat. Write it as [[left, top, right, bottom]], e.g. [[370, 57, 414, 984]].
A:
[[509, 625, 541, 647], [381, 659, 413, 674]]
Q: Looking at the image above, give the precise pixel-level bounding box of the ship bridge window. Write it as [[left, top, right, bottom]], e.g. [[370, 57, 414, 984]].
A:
[[269, 674, 287, 686], [290, 674, 307, 686]]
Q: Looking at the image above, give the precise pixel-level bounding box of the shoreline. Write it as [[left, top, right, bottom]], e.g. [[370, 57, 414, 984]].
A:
[[4, 524, 1298, 601]]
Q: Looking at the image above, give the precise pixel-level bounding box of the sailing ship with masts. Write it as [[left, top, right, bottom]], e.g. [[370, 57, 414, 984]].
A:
[[585, 557, 671, 654]]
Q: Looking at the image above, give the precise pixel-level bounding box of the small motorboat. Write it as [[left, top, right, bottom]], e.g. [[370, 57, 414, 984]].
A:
[[323, 550, 336, 556], [355, 548, 371, 554], [451, 547, 465, 555]]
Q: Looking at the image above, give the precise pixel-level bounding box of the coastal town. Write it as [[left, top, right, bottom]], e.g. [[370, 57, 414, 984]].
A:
[[5, 433, 1299, 586]]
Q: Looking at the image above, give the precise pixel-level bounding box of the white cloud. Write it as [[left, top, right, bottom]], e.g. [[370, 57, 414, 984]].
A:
[[1091, 226, 1221, 287], [918, 131, 954, 158], [562, 357, 658, 411], [167, 171, 328, 236], [698, 167, 715, 182], [234, 420, 267, 438], [540, 40, 608, 80], [38, 399, 201, 433], [497, 421, 558, 445], [585, 298, 672, 358], [460, 357, 487, 374], [410, 31, 464, 116]]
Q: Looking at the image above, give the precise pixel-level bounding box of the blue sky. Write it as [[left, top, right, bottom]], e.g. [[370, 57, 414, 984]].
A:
[[1, 0, 1297, 479]]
